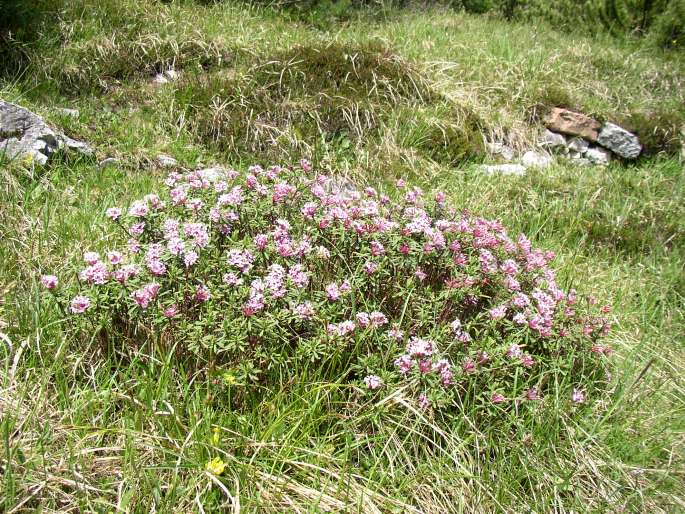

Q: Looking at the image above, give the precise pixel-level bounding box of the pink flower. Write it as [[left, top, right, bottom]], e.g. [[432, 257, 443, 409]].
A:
[[369, 311, 388, 328], [394, 355, 413, 374], [107, 251, 123, 265], [513, 313, 527, 326], [106, 207, 122, 220], [70, 295, 91, 314], [254, 233, 268, 250], [370, 241, 385, 256], [184, 251, 198, 267], [129, 222, 145, 236], [418, 393, 430, 409], [462, 358, 475, 374], [507, 344, 523, 359], [476, 350, 490, 364], [521, 354, 535, 368], [406, 337, 434, 358], [128, 200, 149, 218], [83, 251, 100, 265], [163, 305, 179, 318], [435, 191, 446, 204], [300, 159, 312, 172], [414, 268, 427, 281], [525, 387, 540, 400], [363, 261, 378, 275], [491, 392, 505, 404], [195, 285, 211, 303], [388, 327, 404, 341], [571, 389, 585, 404], [489, 304, 508, 320], [79, 262, 110, 285], [419, 359, 432, 374], [41, 275, 58, 289], [223, 272, 243, 286], [128, 239, 141, 253], [500, 259, 519, 276], [356, 312, 371, 328], [293, 302, 315, 320], [364, 375, 382, 390], [325, 283, 340, 301]]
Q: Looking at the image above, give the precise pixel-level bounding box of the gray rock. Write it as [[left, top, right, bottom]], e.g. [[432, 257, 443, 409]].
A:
[[56, 108, 79, 118], [0, 100, 92, 165], [486, 142, 515, 161], [567, 137, 589, 154], [572, 157, 591, 167], [156, 154, 178, 168], [597, 122, 641, 159], [164, 69, 179, 81], [522, 150, 552, 169], [539, 129, 567, 150], [197, 166, 227, 182], [478, 164, 527, 176], [98, 157, 120, 168], [326, 176, 358, 199], [152, 69, 179, 85], [585, 146, 611, 165]]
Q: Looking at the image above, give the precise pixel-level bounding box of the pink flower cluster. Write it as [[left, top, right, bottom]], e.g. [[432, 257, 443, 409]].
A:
[[50, 160, 611, 416]]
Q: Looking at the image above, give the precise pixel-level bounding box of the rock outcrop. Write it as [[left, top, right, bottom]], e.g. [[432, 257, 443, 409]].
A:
[[597, 122, 642, 159], [0, 100, 92, 165]]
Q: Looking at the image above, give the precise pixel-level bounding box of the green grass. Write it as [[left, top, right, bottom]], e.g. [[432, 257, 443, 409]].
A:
[[1, 0, 684, 511]]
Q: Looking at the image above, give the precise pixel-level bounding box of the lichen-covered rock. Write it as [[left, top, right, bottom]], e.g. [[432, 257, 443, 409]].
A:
[[522, 150, 552, 169], [478, 163, 527, 176], [486, 142, 515, 161], [539, 129, 567, 150], [585, 146, 611, 165], [597, 122, 641, 159], [567, 137, 589, 154], [0, 100, 92, 165], [156, 154, 178, 168], [544, 108, 601, 142]]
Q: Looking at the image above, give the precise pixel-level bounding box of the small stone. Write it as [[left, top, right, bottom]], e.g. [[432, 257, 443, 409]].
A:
[[539, 129, 567, 149], [522, 150, 552, 169], [567, 137, 589, 154], [64, 137, 94, 156], [156, 154, 178, 168], [197, 166, 227, 182], [98, 157, 120, 168], [544, 108, 601, 142], [597, 122, 641, 159], [585, 147, 611, 165], [486, 142, 515, 161], [571, 157, 591, 167], [56, 108, 79, 118], [164, 69, 179, 81], [478, 164, 527, 176]]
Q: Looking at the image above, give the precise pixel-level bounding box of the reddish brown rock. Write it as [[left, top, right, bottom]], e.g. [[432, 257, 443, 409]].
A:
[[543, 108, 601, 142]]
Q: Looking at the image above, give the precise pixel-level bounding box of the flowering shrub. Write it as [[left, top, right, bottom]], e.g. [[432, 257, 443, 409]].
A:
[[42, 161, 612, 414]]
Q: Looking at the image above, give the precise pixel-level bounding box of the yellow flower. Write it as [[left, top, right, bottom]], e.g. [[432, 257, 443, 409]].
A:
[[206, 456, 226, 475], [211, 427, 221, 445], [222, 371, 238, 385]]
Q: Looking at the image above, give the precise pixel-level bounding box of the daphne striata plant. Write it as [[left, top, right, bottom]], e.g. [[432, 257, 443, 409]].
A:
[[40, 160, 613, 416]]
